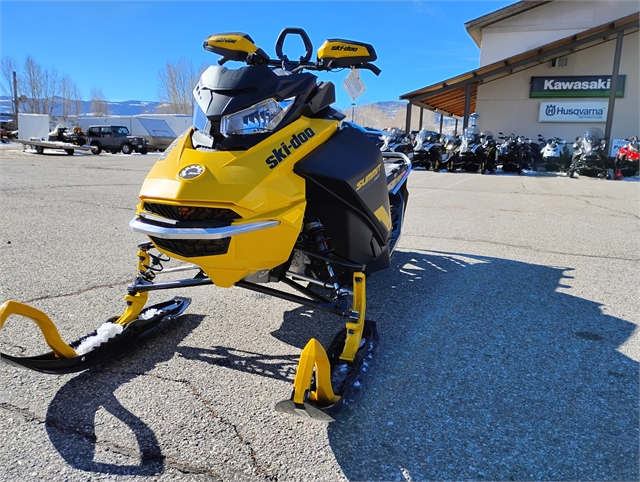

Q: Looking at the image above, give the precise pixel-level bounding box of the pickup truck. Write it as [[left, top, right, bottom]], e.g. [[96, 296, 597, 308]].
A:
[[86, 125, 149, 155]]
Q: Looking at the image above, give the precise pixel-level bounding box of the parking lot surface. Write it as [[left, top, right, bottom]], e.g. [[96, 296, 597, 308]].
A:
[[0, 147, 638, 481]]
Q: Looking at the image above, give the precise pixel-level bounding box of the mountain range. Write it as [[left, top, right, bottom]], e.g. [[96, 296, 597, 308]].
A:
[[0, 96, 407, 122], [0, 97, 168, 118], [1, 96, 450, 133]]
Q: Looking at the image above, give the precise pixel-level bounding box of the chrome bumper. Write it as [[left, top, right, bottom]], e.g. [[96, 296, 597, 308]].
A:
[[129, 217, 280, 240]]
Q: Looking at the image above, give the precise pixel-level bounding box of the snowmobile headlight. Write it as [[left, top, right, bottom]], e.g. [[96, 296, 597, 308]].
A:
[[220, 97, 294, 137]]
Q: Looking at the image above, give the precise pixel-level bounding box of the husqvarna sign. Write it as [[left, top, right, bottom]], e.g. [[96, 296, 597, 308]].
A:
[[530, 75, 626, 98], [539, 101, 608, 123]]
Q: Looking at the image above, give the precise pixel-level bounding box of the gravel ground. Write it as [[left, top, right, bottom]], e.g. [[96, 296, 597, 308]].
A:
[[0, 146, 638, 481]]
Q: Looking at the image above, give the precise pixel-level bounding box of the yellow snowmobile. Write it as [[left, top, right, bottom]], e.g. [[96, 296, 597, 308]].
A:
[[0, 28, 411, 422]]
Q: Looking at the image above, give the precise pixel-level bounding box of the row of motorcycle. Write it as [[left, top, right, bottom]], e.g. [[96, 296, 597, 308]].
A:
[[381, 125, 639, 179]]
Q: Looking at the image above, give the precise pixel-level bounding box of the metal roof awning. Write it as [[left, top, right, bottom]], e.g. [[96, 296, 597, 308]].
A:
[[400, 12, 640, 121], [464, 1, 551, 48]]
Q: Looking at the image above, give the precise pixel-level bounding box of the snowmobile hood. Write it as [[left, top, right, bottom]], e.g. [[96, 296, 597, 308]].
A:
[[194, 65, 318, 121], [140, 119, 334, 210], [134, 117, 338, 287]]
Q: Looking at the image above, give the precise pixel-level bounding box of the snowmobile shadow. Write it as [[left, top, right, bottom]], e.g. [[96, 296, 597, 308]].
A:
[[272, 303, 345, 351], [176, 345, 299, 383], [327, 250, 639, 481], [45, 313, 204, 476]]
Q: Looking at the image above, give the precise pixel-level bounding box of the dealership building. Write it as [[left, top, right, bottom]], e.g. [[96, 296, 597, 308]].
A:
[[401, 1, 639, 154]]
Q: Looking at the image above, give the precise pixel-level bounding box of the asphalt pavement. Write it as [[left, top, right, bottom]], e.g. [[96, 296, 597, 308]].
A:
[[0, 145, 638, 481]]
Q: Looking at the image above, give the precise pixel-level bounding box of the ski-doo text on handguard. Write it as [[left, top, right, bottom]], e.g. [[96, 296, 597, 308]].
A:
[[0, 28, 411, 423]]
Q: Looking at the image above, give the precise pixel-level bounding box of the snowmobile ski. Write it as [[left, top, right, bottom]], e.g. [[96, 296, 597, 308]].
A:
[[275, 321, 378, 423], [0, 297, 190, 374]]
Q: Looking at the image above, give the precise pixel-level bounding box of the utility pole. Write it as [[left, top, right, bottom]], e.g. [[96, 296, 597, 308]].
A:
[[12, 71, 18, 129]]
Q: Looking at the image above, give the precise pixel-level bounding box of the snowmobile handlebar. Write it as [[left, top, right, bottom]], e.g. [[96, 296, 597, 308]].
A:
[[207, 29, 380, 75], [243, 52, 380, 76]]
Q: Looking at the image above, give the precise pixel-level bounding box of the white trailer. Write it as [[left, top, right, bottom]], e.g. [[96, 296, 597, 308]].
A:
[[17, 113, 93, 155], [18, 113, 49, 141], [17, 139, 95, 155]]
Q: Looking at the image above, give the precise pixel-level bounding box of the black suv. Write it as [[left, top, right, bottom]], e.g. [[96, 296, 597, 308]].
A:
[[86, 125, 149, 155]]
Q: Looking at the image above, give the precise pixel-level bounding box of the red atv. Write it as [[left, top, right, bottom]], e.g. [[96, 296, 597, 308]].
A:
[[614, 136, 639, 179]]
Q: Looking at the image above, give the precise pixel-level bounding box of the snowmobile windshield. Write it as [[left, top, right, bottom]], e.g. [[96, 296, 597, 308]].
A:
[[463, 128, 479, 143], [193, 100, 211, 133], [481, 131, 493, 141], [584, 127, 603, 143], [442, 135, 454, 149], [418, 130, 438, 142], [49, 122, 69, 136], [386, 128, 402, 141], [192, 65, 317, 141]]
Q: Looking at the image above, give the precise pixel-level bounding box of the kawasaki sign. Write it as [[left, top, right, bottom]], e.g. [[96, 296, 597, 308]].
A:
[[539, 101, 608, 123], [530, 75, 626, 98]]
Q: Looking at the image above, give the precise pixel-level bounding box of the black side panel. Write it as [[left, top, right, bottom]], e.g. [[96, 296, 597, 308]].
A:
[[295, 128, 391, 273]]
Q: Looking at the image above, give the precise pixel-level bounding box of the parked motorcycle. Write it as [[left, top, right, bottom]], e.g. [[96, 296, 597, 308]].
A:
[[568, 127, 609, 178], [412, 129, 444, 170], [480, 131, 498, 173], [453, 128, 496, 173], [0, 28, 411, 423], [382, 127, 413, 157], [497, 133, 533, 174], [535, 136, 570, 172], [614, 136, 639, 179], [439, 134, 457, 171]]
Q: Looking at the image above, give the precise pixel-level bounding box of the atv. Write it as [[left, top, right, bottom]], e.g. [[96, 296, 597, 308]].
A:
[[0, 28, 411, 423]]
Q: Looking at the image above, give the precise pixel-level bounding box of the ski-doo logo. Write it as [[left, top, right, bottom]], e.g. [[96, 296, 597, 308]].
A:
[[356, 164, 382, 191], [265, 128, 316, 169], [214, 37, 237, 44], [331, 45, 359, 52]]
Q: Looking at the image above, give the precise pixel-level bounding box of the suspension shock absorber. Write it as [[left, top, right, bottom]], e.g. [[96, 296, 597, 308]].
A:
[[305, 217, 331, 255], [305, 216, 339, 290]]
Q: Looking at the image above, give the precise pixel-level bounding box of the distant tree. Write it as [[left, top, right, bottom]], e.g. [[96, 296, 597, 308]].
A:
[[0, 56, 20, 118], [41, 67, 60, 115], [90, 87, 109, 116], [19, 56, 61, 115], [71, 84, 83, 117], [22, 56, 44, 114], [158, 59, 205, 115], [60, 75, 77, 117]]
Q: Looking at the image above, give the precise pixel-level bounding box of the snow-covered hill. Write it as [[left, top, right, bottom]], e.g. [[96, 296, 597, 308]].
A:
[[0, 96, 169, 117]]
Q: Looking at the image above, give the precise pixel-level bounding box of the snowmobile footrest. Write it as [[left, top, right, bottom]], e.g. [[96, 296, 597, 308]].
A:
[[0, 297, 190, 374], [275, 321, 378, 423]]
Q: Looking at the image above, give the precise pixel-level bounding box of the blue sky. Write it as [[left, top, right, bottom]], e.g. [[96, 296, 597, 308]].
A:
[[0, 1, 513, 110]]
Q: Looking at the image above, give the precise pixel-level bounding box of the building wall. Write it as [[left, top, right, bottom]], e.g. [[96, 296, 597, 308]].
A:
[[480, 1, 639, 66], [475, 30, 639, 144]]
